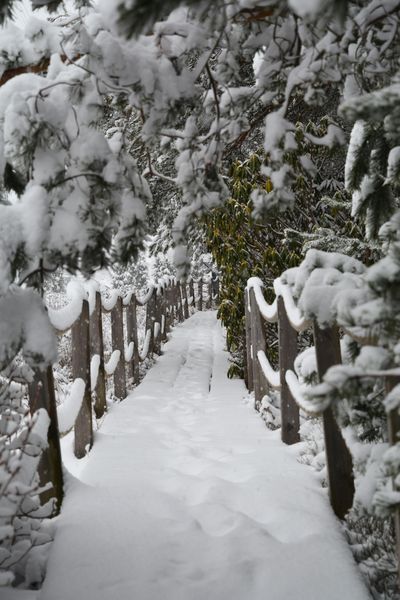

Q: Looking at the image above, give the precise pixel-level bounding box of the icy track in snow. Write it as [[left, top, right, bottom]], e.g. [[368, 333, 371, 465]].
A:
[[39, 312, 368, 600]]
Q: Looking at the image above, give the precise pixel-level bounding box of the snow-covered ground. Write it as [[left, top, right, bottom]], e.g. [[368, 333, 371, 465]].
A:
[[38, 312, 368, 600]]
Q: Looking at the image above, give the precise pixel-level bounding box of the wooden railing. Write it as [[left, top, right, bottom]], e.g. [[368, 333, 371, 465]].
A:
[[244, 276, 398, 524], [28, 275, 218, 514], [245, 274, 400, 583]]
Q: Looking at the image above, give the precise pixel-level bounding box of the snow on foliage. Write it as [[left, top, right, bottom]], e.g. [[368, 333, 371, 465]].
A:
[[280, 249, 365, 328]]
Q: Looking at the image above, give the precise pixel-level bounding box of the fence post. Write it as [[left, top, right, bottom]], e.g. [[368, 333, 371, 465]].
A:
[[164, 283, 172, 335], [111, 296, 126, 401], [176, 281, 184, 322], [386, 376, 400, 584], [244, 288, 253, 392], [145, 287, 157, 356], [278, 296, 300, 445], [72, 299, 93, 458], [161, 284, 169, 342], [197, 279, 203, 311], [126, 294, 140, 385], [249, 287, 268, 407], [154, 287, 163, 354], [313, 322, 354, 519], [158, 285, 167, 344], [28, 366, 63, 513], [182, 281, 189, 320], [90, 291, 106, 419], [169, 281, 176, 324]]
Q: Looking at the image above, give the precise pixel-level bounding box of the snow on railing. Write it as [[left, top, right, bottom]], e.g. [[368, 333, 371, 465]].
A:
[[57, 378, 85, 434], [273, 278, 310, 332], [125, 342, 134, 363], [139, 329, 152, 361], [257, 350, 281, 390], [102, 289, 120, 312], [285, 370, 323, 415], [136, 285, 156, 306], [105, 350, 121, 376], [47, 281, 86, 333], [247, 277, 278, 322], [90, 354, 100, 391]]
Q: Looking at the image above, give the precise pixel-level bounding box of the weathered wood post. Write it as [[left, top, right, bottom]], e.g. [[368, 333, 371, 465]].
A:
[[197, 279, 203, 311], [145, 287, 157, 356], [158, 286, 167, 343], [182, 281, 190, 320], [154, 287, 163, 355], [111, 295, 126, 401], [71, 299, 93, 458], [278, 296, 300, 444], [164, 282, 172, 335], [249, 287, 268, 407], [90, 290, 106, 418], [313, 322, 354, 519], [385, 376, 400, 583], [28, 367, 63, 513], [244, 288, 254, 392], [169, 281, 176, 325], [176, 281, 184, 322], [126, 294, 140, 385]]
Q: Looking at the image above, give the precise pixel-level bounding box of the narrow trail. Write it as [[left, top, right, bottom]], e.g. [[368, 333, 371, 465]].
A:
[[39, 312, 368, 600]]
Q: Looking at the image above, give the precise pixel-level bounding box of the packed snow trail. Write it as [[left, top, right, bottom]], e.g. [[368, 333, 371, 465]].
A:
[[40, 312, 368, 600]]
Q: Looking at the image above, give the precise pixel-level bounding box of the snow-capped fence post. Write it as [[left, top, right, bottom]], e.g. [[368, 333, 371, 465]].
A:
[[182, 281, 190, 320], [111, 296, 126, 401], [278, 297, 300, 445], [244, 288, 254, 391], [126, 294, 140, 385], [313, 322, 355, 519], [249, 287, 268, 406], [28, 366, 63, 513], [72, 299, 93, 459], [198, 279, 203, 311], [90, 290, 107, 419], [385, 375, 400, 581]]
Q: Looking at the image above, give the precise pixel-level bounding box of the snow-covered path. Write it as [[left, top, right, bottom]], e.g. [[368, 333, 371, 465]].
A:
[[39, 312, 368, 600]]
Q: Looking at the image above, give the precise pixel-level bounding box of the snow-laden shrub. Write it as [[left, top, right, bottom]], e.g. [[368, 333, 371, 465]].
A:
[[0, 360, 54, 588]]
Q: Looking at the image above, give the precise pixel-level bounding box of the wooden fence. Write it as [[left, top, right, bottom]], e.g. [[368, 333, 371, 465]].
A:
[[28, 276, 218, 514], [244, 276, 400, 535]]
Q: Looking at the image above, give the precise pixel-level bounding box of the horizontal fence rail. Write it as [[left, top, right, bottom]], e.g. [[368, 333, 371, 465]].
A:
[[28, 275, 218, 514]]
